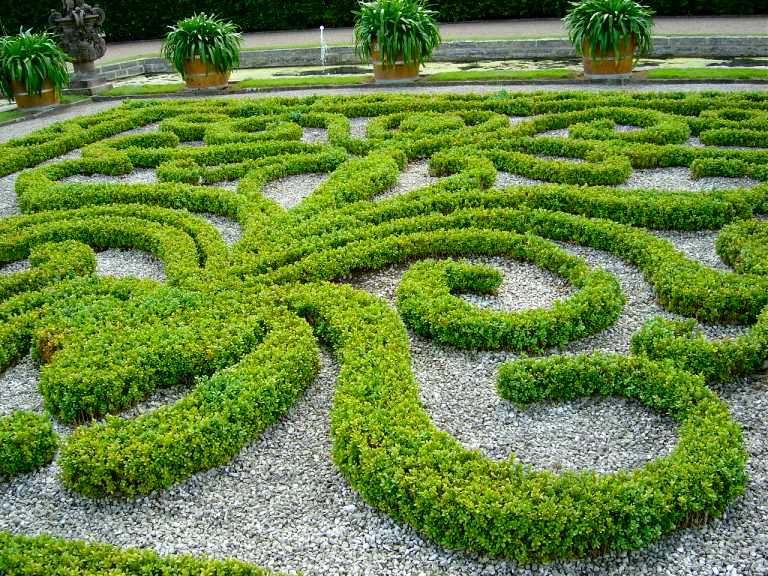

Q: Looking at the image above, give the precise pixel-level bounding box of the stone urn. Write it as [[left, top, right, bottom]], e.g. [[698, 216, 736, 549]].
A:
[[49, 0, 107, 89]]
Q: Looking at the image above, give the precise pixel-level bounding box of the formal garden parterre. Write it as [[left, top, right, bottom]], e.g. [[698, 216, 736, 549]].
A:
[[0, 90, 767, 574]]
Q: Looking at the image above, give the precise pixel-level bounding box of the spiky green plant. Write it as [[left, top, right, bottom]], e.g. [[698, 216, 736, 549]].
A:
[[563, 0, 654, 59], [161, 13, 241, 77], [0, 30, 69, 101], [354, 0, 441, 67]]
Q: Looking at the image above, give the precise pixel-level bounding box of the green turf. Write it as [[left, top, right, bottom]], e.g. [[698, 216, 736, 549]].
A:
[[645, 67, 768, 80], [99, 83, 186, 96]]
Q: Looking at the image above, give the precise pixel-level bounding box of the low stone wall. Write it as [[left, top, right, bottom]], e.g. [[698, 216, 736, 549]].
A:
[[96, 35, 768, 81]]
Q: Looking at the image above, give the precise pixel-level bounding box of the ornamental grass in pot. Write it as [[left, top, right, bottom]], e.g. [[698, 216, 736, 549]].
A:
[[563, 0, 654, 78], [0, 30, 70, 110], [162, 13, 241, 89], [354, 0, 441, 83]]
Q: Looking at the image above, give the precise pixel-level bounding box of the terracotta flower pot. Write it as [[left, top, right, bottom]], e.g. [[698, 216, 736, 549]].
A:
[[370, 45, 420, 84], [181, 58, 230, 89], [11, 79, 59, 110], [582, 37, 635, 79]]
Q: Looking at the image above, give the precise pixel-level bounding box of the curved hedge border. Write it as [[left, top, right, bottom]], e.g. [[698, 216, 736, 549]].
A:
[[0, 91, 765, 568], [395, 240, 623, 350], [281, 282, 746, 562], [0, 531, 277, 575]]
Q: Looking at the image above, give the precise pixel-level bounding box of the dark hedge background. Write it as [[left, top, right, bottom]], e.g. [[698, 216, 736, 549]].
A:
[[1, 0, 765, 43]]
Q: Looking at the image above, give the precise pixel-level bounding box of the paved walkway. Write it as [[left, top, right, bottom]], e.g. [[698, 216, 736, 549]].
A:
[[103, 16, 768, 63]]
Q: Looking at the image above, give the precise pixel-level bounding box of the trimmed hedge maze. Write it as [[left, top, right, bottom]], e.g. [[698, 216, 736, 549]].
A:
[[1, 90, 767, 570]]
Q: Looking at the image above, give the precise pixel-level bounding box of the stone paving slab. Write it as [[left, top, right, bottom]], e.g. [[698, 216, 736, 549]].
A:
[[100, 16, 768, 65]]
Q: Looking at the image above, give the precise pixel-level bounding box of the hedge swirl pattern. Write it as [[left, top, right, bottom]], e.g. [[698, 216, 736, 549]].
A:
[[0, 90, 767, 569]]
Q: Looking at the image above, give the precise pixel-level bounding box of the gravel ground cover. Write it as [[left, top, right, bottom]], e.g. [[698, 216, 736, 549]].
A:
[[0, 90, 767, 576]]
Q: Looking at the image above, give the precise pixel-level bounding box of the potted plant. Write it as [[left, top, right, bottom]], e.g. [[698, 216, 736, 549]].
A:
[[563, 0, 654, 78], [354, 0, 441, 83], [161, 13, 241, 90], [0, 30, 70, 110]]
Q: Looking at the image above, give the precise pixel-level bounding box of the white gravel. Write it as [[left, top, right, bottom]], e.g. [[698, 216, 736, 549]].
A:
[[94, 248, 166, 282], [495, 170, 545, 188], [348, 117, 369, 139], [301, 127, 328, 144], [0, 259, 30, 275], [60, 168, 157, 185], [261, 173, 329, 209], [196, 212, 242, 246], [0, 90, 767, 575], [373, 160, 441, 200], [618, 167, 760, 191]]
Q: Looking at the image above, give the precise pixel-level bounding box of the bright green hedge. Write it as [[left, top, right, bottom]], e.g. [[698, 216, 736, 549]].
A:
[[0, 532, 279, 575], [1, 90, 766, 568]]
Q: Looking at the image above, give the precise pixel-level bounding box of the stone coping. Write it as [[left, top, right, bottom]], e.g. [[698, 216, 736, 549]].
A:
[[94, 36, 768, 83]]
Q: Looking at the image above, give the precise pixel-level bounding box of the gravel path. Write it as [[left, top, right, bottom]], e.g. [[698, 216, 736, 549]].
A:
[[0, 90, 766, 575], [94, 248, 166, 282], [196, 213, 243, 246], [618, 167, 759, 191], [373, 160, 441, 200], [301, 127, 328, 144], [0, 259, 30, 275], [261, 173, 329, 209], [1, 239, 764, 575]]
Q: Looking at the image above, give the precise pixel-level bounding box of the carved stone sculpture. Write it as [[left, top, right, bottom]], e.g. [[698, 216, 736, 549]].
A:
[[49, 0, 106, 75]]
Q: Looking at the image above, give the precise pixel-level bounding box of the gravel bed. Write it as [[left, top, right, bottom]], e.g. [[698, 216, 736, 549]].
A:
[[373, 160, 441, 200], [0, 206, 764, 576], [60, 168, 157, 185], [536, 128, 569, 138], [348, 117, 369, 139], [0, 173, 20, 218], [301, 127, 328, 144], [1, 88, 767, 575], [0, 259, 30, 275], [508, 116, 530, 127], [196, 212, 243, 246], [261, 173, 328, 209], [95, 248, 166, 282], [614, 124, 642, 132], [652, 229, 730, 271], [495, 170, 545, 188], [618, 167, 760, 191]]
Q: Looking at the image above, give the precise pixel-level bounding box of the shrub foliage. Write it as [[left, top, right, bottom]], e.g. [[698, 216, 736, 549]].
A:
[[0, 89, 766, 571]]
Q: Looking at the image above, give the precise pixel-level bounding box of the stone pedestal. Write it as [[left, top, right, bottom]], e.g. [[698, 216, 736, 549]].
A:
[[50, 1, 111, 95]]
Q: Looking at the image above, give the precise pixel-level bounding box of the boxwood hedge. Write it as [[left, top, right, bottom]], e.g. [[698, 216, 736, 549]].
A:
[[0, 90, 766, 571]]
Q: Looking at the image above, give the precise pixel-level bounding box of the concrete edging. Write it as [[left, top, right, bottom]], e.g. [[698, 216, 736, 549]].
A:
[[94, 36, 768, 83]]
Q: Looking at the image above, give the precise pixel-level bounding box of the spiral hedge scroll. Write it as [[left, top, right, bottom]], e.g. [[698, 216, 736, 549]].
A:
[[1, 90, 767, 569]]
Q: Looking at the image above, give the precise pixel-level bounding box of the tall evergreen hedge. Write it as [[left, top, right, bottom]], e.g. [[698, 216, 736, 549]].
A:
[[0, 0, 764, 43]]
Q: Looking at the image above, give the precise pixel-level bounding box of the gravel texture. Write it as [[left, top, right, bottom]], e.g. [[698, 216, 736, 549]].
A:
[[301, 127, 328, 144], [1, 90, 767, 575], [0, 259, 30, 275], [348, 117, 369, 139], [94, 248, 166, 282], [196, 212, 243, 246], [495, 170, 545, 188], [60, 168, 158, 185], [618, 167, 760, 191], [261, 173, 329, 209], [653, 229, 730, 271], [373, 160, 441, 200]]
